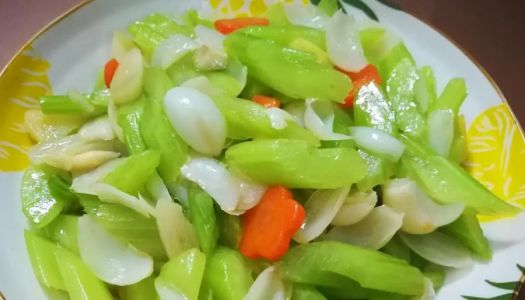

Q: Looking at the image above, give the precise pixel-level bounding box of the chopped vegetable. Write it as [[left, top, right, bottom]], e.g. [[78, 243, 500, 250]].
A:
[[244, 266, 290, 300], [339, 64, 382, 108], [188, 184, 219, 254], [215, 18, 270, 34], [104, 58, 119, 88], [40, 215, 79, 253], [119, 276, 159, 300], [326, 11, 367, 72], [350, 126, 405, 161], [24, 230, 66, 290], [110, 48, 144, 105], [331, 190, 377, 226]]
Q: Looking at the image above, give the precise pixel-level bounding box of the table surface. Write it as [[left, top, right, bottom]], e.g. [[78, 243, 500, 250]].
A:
[[0, 0, 523, 125]]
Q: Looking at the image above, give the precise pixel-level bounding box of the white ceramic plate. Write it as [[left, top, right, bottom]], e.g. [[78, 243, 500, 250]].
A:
[[1, 0, 524, 299]]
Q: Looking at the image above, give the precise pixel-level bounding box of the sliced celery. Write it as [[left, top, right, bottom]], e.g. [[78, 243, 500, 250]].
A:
[[238, 25, 325, 49], [401, 135, 520, 216], [24, 230, 65, 290], [226, 139, 367, 189], [166, 54, 201, 86], [204, 247, 253, 300], [40, 89, 109, 116], [22, 166, 70, 228], [128, 24, 164, 57], [225, 34, 350, 103], [40, 215, 79, 253], [139, 13, 193, 38], [440, 209, 492, 259], [155, 248, 206, 300], [217, 211, 243, 250], [188, 184, 219, 255], [266, 3, 290, 26], [359, 27, 386, 65], [316, 0, 340, 16], [119, 276, 159, 300], [48, 174, 79, 212], [141, 68, 188, 189], [292, 284, 327, 300], [103, 150, 161, 195], [414, 66, 437, 114], [378, 43, 415, 80], [80, 196, 166, 260], [431, 78, 467, 115], [118, 98, 147, 154], [54, 246, 113, 300], [449, 115, 467, 163], [281, 241, 425, 296], [181, 9, 214, 28], [423, 263, 446, 290]]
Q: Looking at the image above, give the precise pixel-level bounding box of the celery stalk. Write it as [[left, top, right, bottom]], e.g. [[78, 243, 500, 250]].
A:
[[166, 54, 201, 86], [431, 78, 467, 115], [316, 0, 340, 16], [238, 25, 325, 49], [225, 34, 351, 103], [423, 263, 446, 290], [139, 13, 193, 38], [103, 150, 161, 195], [292, 284, 327, 300], [204, 247, 253, 300], [440, 209, 492, 259], [378, 43, 415, 80], [359, 27, 386, 65], [449, 115, 467, 163], [119, 276, 159, 300], [217, 211, 243, 250], [401, 134, 520, 216], [413, 66, 437, 114], [141, 68, 188, 189], [40, 90, 109, 116], [281, 241, 425, 296], [266, 3, 290, 26], [80, 196, 166, 260], [118, 98, 147, 154], [226, 139, 367, 189], [155, 248, 206, 300], [188, 184, 219, 254], [54, 246, 113, 300], [40, 215, 79, 253], [24, 230, 65, 290]]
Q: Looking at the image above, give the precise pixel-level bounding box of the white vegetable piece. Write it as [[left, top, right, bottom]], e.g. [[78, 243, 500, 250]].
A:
[[78, 215, 153, 285], [265, 107, 293, 130], [68, 151, 120, 173], [325, 205, 404, 250], [383, 178, 464, 234], [181, 75, 220, 97], [152, 34, 199, 69], [78, 116, 115, 141], [326, 11, 367, 72], [283, 102, 306, 127], [399, 231, 473, 268], [294, 186, 350, 243], [195, 25, 226, 57], [71, 158, 126, 194], [235, 180, 267, 212], [110, 48, 144, 105], [351, 126, 405, 162], [304, 99, 351, 141], [164, 86, 226, 156], [284, 2, 329, 29], [155, 197, 198, 258], [111, 30, 135, 61], [482, 212, 525, 243], [181, 157, 240, 212], [244, 266, 290, 300], [107, 97, 125, 142], [427, 109, 454, 157], [331, 190, 378, 226], [92, 183, 156, 218]]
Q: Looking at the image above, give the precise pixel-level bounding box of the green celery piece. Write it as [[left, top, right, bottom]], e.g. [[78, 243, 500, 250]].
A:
[[359, 27, 386, 65], [204, 247, 253, 300], [400, 134, 520, 216], [48, 174, 79, 212], [141, 68, 188, 189], [118, 98, 147, 154], [119, 276, 159, 300], [413, 66, 437, 114], [24, 230, 65, 290], [316, 0, 340, 16], [280, 241, 425, 296], [197, 278, 214, 300], [21, 166, 70, 228], [274, 121, 320, 146], [225, 139, 367, 189], [39, 90, 109, 116], [207, 71, 244, 97], [440, 209, 492, 259], [225, 33, 351, 103], [431, 78, 467, 115], [40, 215, 79, 253], [381, 235, 411, 263], [166, 53, 201, 86], [378, 42, 415, 80], [238, 25, 325, 49], [139, 13, 193, 38], [155, 248, 206, 300], [385, 59, 426, 138], [128, 24, 165, 58], [102, 150, 161, 195], [292, 284, 327, 300], [181, 9, 214, 28], [80, 196, 166, 260], [217, 211, 243, 250], [266, 3, 291, 26], [449, 115, 467, 163], [322, 106, 355, 149], [188, 184, 219, 255], [423, 263, 446, 290], [54, 246, 113, 300]]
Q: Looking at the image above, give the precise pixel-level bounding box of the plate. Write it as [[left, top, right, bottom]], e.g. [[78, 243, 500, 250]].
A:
[[0, 0, 524, 299]]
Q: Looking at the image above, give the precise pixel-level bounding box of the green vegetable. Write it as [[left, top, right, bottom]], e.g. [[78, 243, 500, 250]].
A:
[[238, 25, 325, 49], [155, 248, 206, 300], [316, 0, 340, 16], [141, 68, 188, 189], [80, 196, 166, 260], [181, 9, 214, 28], [166, 54, 201, 86], [39, 89, 109, 116], [423, 263, 446, 290], [119, 276, 159, 300], [400, 134, 520, 216], [266, 3, 291, 26], [225, 33, 351, 102], [24, 230, 65, 290], [48, 174, 79, 212], [226, 139, 367, 189], [54, 246, 113, 300], [22, 166, 71, 228], [440, 209, 492, 259], [413, 66, 437, 114], [281, 241, 425, 296], [359, 27, 386, 65], [378, 42, 415, 80], [204, 247, 253, 300], [321, 106, 355, 149], [188, 184, 219, 254], [217, 211, 243, 250], [381, 235, 411, 263], [292, 284, 327, 300], [431, 78, 467, 114], [118, 98, 147, 154], [103, 150, 161, 195], [449, 115, 467, 163], [40, 215, 79, 253], [356, 149, 395, 192]]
